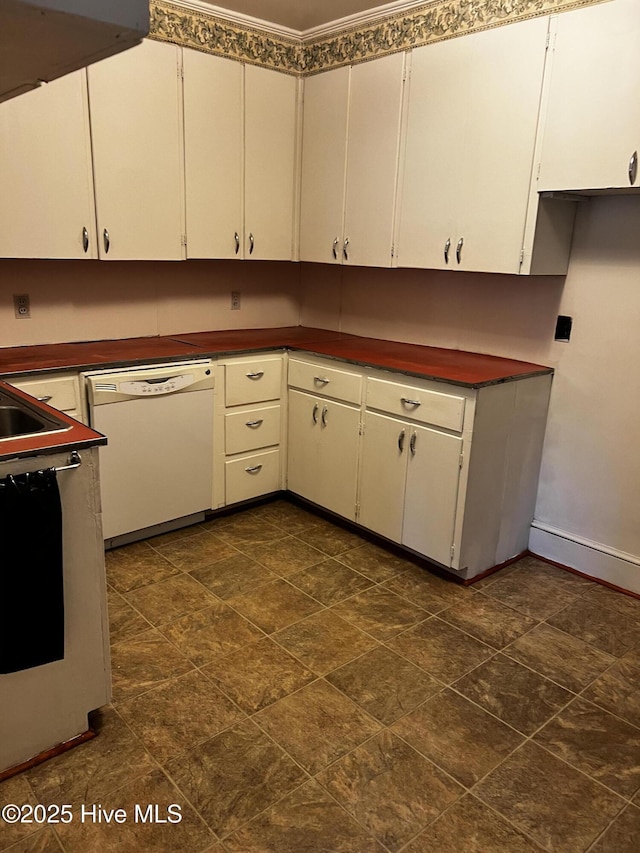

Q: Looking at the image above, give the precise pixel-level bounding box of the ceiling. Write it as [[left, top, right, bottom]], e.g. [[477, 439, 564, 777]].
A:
[[199, 1, 384, 31]]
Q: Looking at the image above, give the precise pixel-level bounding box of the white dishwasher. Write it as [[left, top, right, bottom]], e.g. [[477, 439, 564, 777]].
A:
[[83, 360, 215, 545]]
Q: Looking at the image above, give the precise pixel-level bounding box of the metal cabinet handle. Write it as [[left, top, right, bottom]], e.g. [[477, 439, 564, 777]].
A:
[[456, 236, 464, 264], [410, 432, 417, 456], [245, 464, 262, 474], [401, 397, 421, 407], [312, 402, 319, 424], [398, 429, 405, 453], [245, 419, 263, 428], [82, 227, 89, 253], [332, 237, 339, 259], [103, 228, 110, 254], [234, 231, 240, 255], [246, 371, 264, 380], [249, 232, 255, 254], [321, 405, 328, 427], [343, 237, 350, 261], [444, 237, 451, 264], [314, 376, 330, 385], [36, 395, 52, 403], [629, 150, 638, 185]]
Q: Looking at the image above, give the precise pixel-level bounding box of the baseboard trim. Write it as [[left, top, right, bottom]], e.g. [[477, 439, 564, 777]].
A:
[[529, 522, 640, 595], [0, 729, 96, 783]]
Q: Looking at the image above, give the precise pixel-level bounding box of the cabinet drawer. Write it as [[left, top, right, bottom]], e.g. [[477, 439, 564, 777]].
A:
[[366, 377, 465, 432], [225, 358, 282, 406], [8, 373, 80, 413], [225, 449, 281, 505], [288, 359, 362, 405], [225, 405, 280, 455]]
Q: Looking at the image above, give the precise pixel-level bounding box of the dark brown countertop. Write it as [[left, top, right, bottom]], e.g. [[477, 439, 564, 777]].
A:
[[0, 326, 552, 388]]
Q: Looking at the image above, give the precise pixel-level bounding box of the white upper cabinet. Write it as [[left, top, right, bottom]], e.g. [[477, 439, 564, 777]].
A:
[[299, 53, 405, 267], [299, 66, 350, 264], [539, 0, 640, 192], [244, 65, 298, 261], [183, 50, 243, 259], [0, 70, 96, 259], [183, 55, 298, 261], [397, 16, 573, 275], [87, 39, 185, 260]]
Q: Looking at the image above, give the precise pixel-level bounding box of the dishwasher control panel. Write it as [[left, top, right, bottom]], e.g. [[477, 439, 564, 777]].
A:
[[83, 360, 215, 408], [120, 373, 194, 396]]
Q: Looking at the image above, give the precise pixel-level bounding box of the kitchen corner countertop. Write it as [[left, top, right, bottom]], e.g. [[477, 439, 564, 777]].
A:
[[0, 326, 552, 388], [0, 381, 106, 462]]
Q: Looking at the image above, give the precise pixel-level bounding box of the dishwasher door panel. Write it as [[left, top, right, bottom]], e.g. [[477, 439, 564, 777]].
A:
[[93, 388, 214, 540]]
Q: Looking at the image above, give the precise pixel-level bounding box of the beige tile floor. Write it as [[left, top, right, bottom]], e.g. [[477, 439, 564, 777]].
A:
[[2, 499, 640, 852]]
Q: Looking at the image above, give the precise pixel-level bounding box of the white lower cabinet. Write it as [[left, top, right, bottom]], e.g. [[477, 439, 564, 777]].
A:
[[359, 412, 462, 567], [7, 372, 85, 423], [214, 353, 285, 508], [286, 355, 552, 580], [287, 389, 361, 521]]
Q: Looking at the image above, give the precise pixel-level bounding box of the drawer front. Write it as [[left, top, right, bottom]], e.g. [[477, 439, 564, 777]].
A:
[[366, 377, 465, 432], [8, 374, 80, 412], [288, 359, 362, 405], [225, 449, 281, 505], [225, 405, 281, 455], [225, 358, 282, 407]]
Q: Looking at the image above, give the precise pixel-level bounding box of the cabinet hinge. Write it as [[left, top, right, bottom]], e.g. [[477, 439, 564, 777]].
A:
[[519, 248, 525, 266], [459, 451, 464, 469], [450, 544, 455, 560], [391, 244, 395, 259], [359, 422, 364, 436], [355, 501, 360, 519], [181, 234, 187, 248]]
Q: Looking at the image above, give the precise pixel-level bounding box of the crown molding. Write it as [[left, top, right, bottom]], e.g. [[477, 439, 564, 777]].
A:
[[165, 0, 301, 39], [300, 0, 430, 40]]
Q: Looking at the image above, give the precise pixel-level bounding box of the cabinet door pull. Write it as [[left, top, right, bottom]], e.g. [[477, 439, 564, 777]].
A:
[[245, 464, 263, 474], [398, 429, 405, 453], [246, 371, 264, 380], [82, 227, 89, 253], [332, 237, 339, 259], [312, 402, 319, 424], [103, 228, 110, 254], [234, 231, 240, 254], [401, 397, 421, 407], [410, 431, 417, 456], [343, 237, 350, 261], [321, 405, 328, 427], [314, 376, 330, 385], [245, 419, 263, 428], [456, 236, 464, 264], [629, 150, 638, 185], [36, 395, 52, 403], [444, 237, 451, 264], [249, 232, 255, 254]]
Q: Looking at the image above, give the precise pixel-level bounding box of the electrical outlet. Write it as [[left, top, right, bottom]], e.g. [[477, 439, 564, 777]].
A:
[[14, 293, 31, 319], [231, 291, 241, 310]]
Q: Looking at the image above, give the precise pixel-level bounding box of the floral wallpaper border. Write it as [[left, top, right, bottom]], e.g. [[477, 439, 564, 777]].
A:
[[150, 0, 608, 76]]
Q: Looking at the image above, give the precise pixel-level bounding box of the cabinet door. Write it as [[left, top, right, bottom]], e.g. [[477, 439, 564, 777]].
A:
[[0, 70, 96, 259], [358, 412, 407, 543], [455, 16, 548, 273], [183, 50, 243, 259], [343, 53, 405, 267], [397, 38, 467, 270], [87, 39, 185, 260], [299, 66, 350, 263], [287, 390, 360, 521], [399, 18, 548, 273], [244, 65, 298, 260], [539, 0, 640, 191], [403, 425, 462, 567]]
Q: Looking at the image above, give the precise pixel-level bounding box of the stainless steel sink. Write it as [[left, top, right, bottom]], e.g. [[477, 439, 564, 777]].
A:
[[0, 390, 72, 440]]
